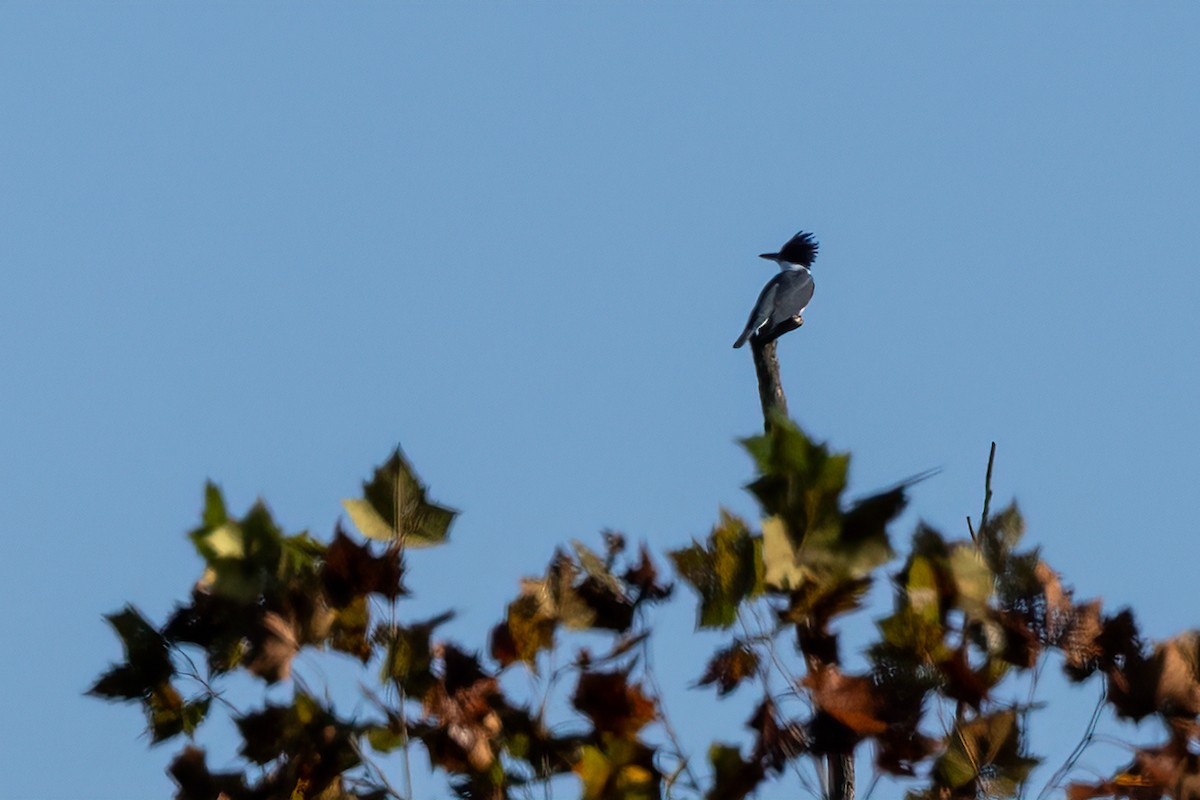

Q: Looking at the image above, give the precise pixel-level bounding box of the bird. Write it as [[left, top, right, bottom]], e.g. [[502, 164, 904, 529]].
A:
[[732, 231, 819, 349]]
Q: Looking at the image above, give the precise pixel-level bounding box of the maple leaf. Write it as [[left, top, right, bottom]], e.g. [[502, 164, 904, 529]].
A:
[[670, 510, 763, 629], [932, 709, 1039, 795], [420, 646, 506, 773], [696, 640, 759, 696], [574, 738, 661, 800], [572, 669, 657, 738], [622, 543, 673, 603], [377, 612, 454, 698], [168, 746, 250, 800], [321, 525, 406, 606], [89, 606, 174, 700], [343, 447, 456, 546], [805, 666, 888, 739], [242, 611, 299, 684]]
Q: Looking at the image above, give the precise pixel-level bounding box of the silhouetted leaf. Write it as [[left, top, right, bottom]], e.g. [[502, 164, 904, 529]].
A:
[[168, 745, 249, 800], [231, 692, 365, 798], [622, 544, 673, 603], [162, 589, 249, 674], [148, 682, 187, 743], [343, 447, 456, 546], [89, 606, 174, 700], [497, 704, 582, 778]]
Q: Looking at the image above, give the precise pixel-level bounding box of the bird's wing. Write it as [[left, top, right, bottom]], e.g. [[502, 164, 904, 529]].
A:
[[772, 269, 814, 322], [754, 270, 814, 346], [733, 280, 778, 349]]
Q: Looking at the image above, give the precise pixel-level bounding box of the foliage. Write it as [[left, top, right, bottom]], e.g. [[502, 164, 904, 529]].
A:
[[92, 425, 1200, 799]]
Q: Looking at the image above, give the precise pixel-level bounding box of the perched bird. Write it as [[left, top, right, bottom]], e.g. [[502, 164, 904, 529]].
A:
[[732, 231, 819, 349]]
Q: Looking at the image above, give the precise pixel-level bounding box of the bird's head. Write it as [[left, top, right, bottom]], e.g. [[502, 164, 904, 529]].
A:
[[760, 231, 819, 269]]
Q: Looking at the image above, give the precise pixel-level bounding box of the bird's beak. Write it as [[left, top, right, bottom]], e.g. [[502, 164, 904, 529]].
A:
[[759, 253, 779, 261]]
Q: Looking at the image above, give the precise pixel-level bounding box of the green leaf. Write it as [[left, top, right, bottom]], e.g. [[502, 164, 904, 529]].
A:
[[201, 481, 228, 528], [148, 682, 186, 744], [742, 419, 903, 588], [933, 709, 1040, 792], [329, 596, 372, 662], [366, 723, 408, 754], [980, 501, 1026, 571], [742, 419, 849, 548], [706, 743, 760, 800], [949, 544, 992, 616], [378, 613, 453, 697], [574, 737, 661, 800], [343, 447, 457, 546], [182, 697, 211, 737], [670, 510, 763, 629], [188, 498, 287, 603]]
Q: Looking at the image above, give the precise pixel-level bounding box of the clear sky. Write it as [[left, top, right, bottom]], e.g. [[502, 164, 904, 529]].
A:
[[2, 3, 1198, 798]]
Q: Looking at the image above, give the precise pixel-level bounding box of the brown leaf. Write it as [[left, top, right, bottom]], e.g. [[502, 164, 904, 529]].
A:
[[491, 588, 557, 668], [1068, 739, 1195, 800], [572, 669, 657, 738], [1062, 600, 1105, 678], [622, 544, 673, 603], [1153, 632, 1200, 717], [322, 527, 405, 607], [697, 641, 759, 696], [805, 666, 887, 736], [746, 700, 806, 772], [938, 649, 991, 711], [1036, 560, 1072, 641], [421, 646, 505, 773]]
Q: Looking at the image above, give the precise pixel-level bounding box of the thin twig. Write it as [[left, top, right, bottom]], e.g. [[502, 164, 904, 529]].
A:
[[737, 607, 818, 798], [1036, 683, 1107, 800], [1015, 658, 1046, 800], [639, 628, 702, 794], [350, 737, 408, 799], [980, 442, 997, 535], [175, 648, 242, 716]]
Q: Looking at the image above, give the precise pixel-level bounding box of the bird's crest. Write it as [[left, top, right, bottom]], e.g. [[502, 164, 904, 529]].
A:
[[761, 231, 819, 268]]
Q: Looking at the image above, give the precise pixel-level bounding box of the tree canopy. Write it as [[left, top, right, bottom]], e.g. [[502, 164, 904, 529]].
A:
[[92, 419, 1200, 800]]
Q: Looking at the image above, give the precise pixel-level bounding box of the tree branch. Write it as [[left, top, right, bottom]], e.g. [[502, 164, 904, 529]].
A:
[[746, 325, 854, 800], [751, 337, 791, 430]]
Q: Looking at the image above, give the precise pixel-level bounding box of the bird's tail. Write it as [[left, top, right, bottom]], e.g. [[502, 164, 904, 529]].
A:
[[732, 329, 752, 349]]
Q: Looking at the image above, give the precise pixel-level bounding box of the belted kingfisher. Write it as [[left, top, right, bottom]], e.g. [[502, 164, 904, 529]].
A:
[[732, 231, 819, 349]]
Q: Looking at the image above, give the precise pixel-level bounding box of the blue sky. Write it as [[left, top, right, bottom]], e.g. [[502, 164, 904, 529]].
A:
[[2, 3, 1199, 798]]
